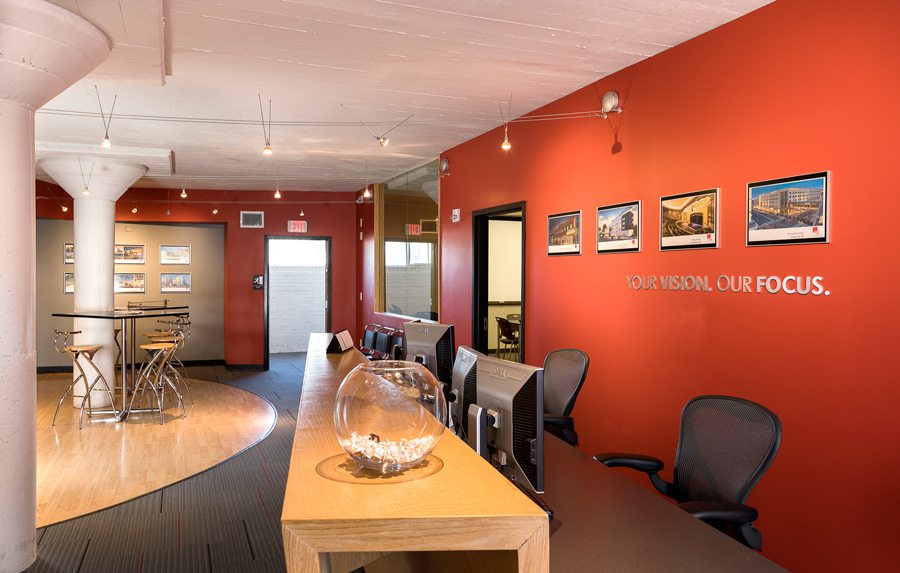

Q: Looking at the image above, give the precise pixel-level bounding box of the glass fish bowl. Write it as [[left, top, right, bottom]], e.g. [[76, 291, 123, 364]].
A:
[[334, 360, 447, 474]]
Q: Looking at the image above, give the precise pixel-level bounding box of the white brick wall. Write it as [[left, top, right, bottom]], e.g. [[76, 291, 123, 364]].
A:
[[269, 266, 327, 353], [385, 265, 433, 317]]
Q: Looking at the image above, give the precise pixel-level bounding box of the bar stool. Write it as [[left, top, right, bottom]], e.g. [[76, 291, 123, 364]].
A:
[[144, 318, 193, 404], [128, 340, 184, 424], [52, 330, 116, 429]]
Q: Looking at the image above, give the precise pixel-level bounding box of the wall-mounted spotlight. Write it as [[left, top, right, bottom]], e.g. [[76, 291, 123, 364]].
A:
[[595, 90, 623, 119], [212, 209, 219, 215], [61, 205, 69, 213], [131, 207, 138, 214]]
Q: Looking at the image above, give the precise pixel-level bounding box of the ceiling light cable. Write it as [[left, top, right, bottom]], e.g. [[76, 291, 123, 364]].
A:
[[94, 85, 117, 148], [259, 94, 273, 155], [78, 158, 94, 195]]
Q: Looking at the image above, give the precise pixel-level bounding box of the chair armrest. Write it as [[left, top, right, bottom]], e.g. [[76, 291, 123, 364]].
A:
[[593, 453, 677, 498], [678, 501, 758, 524], [543, 415, 573, 428], [593, 452, 664, 473]]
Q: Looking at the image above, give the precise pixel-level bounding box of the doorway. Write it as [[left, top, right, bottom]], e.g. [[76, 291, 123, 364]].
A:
[[472, 202, 525, 362], [264, 237, 331, 369]]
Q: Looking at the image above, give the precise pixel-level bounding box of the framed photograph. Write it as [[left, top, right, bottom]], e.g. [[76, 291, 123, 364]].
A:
[[64, 243, 75, 264], [159, 245, 191, 265], [114, 244, 145, 264], [597, 201, 641, 254], [548, 211, 581, 255], [64, 272, 74, 294], [114, 272, 146, 293], [747, 171, 829, 246], [660, 189, 719, 250], [160, 273, 191, 293]]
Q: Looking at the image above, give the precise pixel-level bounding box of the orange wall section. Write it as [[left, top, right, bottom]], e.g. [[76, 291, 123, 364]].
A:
[[37, 182, 358, 367], [436, 0, 900, 570]]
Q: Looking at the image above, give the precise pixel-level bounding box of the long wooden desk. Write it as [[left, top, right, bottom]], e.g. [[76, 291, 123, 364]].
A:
[[281, 334, 549, 572], [284, 335, 785, 572]]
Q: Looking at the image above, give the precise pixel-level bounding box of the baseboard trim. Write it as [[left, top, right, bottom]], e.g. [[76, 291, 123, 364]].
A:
[[225, 363, 265, 371], [38, 358, 225, 374], [38, 366, 73, 374]]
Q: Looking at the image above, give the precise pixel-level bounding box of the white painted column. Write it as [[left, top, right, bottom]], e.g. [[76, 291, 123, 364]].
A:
[[38, 158, 148, 407], [0, 1, 109, 571]]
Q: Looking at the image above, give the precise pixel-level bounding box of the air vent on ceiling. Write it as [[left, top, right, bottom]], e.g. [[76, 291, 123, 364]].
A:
[[420, 219, 439, 234], [240, 211, 265, 228]]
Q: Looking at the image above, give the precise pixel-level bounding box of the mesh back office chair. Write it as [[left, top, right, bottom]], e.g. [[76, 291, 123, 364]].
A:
[[542, 349, 589, 446], [594, 395, 781, 550], [495, 317, 519, 360]]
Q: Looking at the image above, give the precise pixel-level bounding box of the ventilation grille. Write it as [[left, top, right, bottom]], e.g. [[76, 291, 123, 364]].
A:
[[420, 219, 439, 233], [240, 211, 264, 228], [512, 376, 539, 489], [461, 366, 478, 435]]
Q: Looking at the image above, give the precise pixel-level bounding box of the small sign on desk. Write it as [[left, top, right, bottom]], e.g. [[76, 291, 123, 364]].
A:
[[326, 329, 355, 353]]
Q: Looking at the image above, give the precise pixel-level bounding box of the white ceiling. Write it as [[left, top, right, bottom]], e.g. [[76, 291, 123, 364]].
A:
[[36, 0, 771, 191]]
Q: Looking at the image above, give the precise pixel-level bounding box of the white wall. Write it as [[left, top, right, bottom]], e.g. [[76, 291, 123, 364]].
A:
[[268, 266, 326, 353], [488, 219, 522, 352]]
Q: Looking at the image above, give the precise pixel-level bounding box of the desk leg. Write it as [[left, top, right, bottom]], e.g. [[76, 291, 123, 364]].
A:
[[284, 528, 328, 573], [517, 521, 549, 573], [119, 317, 126, 412]]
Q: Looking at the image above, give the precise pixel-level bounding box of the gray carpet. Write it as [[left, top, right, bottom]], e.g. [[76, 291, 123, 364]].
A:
[[27, 353, 306, 573]]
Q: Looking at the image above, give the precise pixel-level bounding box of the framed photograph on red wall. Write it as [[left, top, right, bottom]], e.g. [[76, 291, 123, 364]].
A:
[[597, 201, 641, 254], [547, 210, 581, 255], [659, 189, 719, 251], [746, 171, 829, 246]]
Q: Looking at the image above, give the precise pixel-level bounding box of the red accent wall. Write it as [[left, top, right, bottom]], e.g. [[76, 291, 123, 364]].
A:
[[37, 183, 357, 366], [435, 1, 900, 570]]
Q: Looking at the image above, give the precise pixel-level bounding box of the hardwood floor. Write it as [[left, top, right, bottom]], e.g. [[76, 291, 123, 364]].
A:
[[37, 373, 276, 527]]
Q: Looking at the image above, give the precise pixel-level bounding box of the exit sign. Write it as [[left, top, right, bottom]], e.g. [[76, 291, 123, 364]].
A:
[[287, 220, 308, 233], [405, 223, 421, 236]]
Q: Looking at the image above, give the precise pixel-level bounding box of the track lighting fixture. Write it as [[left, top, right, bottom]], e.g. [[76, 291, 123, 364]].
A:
[[501, 124, 511, 151], [376, 136, 389, 148], [166, 208, 171, 216], [61, 205, 68, 213], [212, 209, 219, 215], [95, 85, 117, 149], [363, 186, 372, 200], [498, 92, 513, 151], [299, 209, 305, 217], [180, 187, 188, 199], [341, 104, 413, 148], [274, 181, 281, 199], [82, 187, 90, 196], [259, 94, 274, 156], [131, 207, 138, 214], [595, 90, 623, 119]]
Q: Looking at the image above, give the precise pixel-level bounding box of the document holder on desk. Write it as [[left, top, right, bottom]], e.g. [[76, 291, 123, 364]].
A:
[[326, 330, 355, 354]]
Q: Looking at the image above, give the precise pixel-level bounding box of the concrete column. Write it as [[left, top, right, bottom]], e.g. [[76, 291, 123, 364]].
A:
[[38, 158, 148, 407], [0, 1, 109, 571]]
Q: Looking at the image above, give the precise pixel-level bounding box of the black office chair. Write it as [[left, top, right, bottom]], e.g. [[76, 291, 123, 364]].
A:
[[542, 348, 589, 446], [359, 323, 378, 355], [389, 331, 405, 360], [495, 317, 519, 360], [366, 327, 395, 361], [594, 395, 781, 551]]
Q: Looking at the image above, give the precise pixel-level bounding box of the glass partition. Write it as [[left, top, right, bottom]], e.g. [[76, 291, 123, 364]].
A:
[[379, 159, 439, 320]]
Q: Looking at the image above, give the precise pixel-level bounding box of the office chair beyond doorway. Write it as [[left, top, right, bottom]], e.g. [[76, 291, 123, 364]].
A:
[[594, 395, 781, 550], [542, 349, 589, 446]]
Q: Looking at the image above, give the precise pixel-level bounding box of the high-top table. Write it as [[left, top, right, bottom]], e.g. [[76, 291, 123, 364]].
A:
[[286, 334, 786, 572], [52, 306, 189, 421]]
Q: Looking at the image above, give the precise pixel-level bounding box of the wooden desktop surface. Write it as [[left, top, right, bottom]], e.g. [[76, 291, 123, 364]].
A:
[[281, 334, 549, 572]]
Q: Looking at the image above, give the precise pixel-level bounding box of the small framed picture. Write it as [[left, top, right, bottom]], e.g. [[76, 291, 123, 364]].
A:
[[64, 272, 74, 294], [548, 211, 581, 255], [64, 243, 75, 264], [660, 189, 719, 251], [114, 272, 146, 293], [597, 201, 641, 254], [115, 244, 145, 264], [747, 171, 829, 246], [160, 273, 191, 293], [160, 245, 191, 265]]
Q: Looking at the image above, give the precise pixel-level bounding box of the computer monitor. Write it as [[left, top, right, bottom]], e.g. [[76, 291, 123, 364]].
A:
[[466, 355, 544, 494], [403, 322, 455, 385], [448, 345, 484, 436]]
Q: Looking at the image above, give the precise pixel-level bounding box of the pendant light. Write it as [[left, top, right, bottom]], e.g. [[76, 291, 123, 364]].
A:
[[79, 159, 94, 196], [61, 205, 68, 213], [259, 94, 274, 156], [95, 85, 117, 149], [299, 209, 305, 217], [501, 124, 511, 151], [274, 180, 281, 199], [212, 209, 219, 215]]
